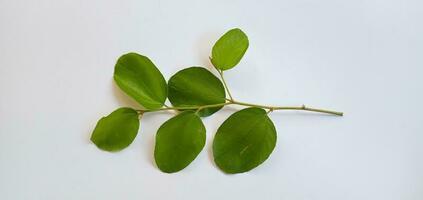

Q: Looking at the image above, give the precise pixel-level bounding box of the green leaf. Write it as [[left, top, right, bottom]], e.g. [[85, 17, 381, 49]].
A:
[[211, 28, 249, 70], [114, 53, 167, 109], [213, 107, 277, 173], [168, 67, 226, 117], [91, 108, 140, 152], [154, 111, 206, 173]]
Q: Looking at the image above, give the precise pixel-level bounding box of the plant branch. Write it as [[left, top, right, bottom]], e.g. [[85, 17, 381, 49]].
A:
[[218, 70, 234, 101], [137, 101, 343, 116], [137, 102, 232, 114], [230, 100, 343, 116]]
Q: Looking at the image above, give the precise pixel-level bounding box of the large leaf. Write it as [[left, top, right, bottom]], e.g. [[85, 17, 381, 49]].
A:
[[114, 53, 167, 109], [91, 108, 140, 152], [168, 67, 226, 117], [213, 107, 277, 173], [154, 111, 206, 173], [211, 28, 249, 71]]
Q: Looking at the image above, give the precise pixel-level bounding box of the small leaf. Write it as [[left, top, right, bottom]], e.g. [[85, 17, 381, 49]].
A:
[[114, 53, 167, 109], [168, 67, 226, 117], [213, 107, 277, 173], [91, 108, 140, 152], [211, 28, 249, 70], [154, 111, 206, 173]]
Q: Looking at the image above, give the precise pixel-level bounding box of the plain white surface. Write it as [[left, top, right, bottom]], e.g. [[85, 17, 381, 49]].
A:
[[1, 0, 422, 199]]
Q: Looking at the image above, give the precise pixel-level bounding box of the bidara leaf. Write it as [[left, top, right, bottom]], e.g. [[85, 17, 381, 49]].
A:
[[154, 111, 206, 173], [168, 67, 226, 117], [211, 28, 249, 70], [114, 53, 167, 109], [91, 108, 140, 152], [213, 107, 277, 173]]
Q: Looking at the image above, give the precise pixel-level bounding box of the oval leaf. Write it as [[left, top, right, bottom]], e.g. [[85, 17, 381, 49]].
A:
[[211, 28, 249, 70], [213, 107, 277, 173], [168, 67, 226, 117], [114, 53, 167, 109], [154, 111, 206, 173], [91, 108, 140, 152]]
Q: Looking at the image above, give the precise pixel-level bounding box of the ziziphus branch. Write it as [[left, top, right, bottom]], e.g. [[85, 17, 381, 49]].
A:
[[137, 70, 343, 116]]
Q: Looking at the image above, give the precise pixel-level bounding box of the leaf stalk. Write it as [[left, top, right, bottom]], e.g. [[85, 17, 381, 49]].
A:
[[218, 70, 234, 101]]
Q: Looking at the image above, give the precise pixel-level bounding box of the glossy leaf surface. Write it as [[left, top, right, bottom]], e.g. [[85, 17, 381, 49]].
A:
[[154, 111, 206, 173], [114, 53, 167, 109], [213, 107, 277, 173], [91, 108, 140, 152], [168, 67, 225, 117], [211, 28, 249, 70]]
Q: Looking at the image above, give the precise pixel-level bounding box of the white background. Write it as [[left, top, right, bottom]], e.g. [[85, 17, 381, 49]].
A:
[[1, 0, 422, 199]]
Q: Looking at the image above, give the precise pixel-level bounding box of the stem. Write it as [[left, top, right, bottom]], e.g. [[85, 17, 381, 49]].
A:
[[137, 102, 231, 114], [209, 56, 234, 101], [136, 65, 343, 116], [231, 100, 343, 116], [218, 70, 234, 101], [137, 101, 343, 116]]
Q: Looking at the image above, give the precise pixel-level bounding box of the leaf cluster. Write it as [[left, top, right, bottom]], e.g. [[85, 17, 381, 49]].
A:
[[91, 28, 341, 173]]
